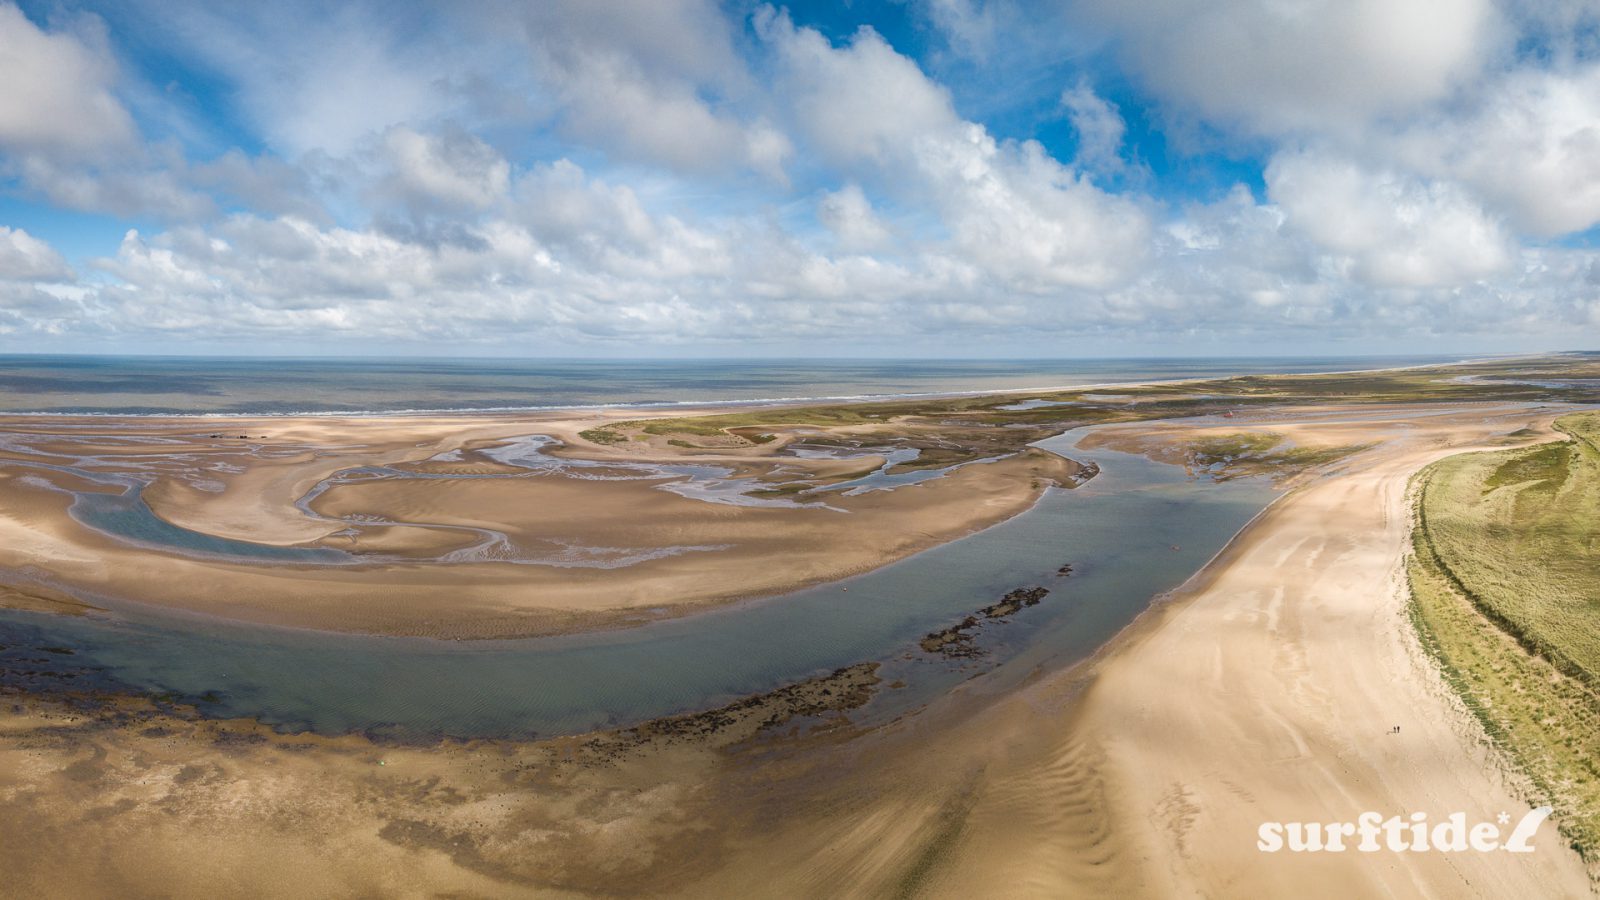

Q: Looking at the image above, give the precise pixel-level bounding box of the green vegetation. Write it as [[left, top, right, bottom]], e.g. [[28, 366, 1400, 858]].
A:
[[1182, 431, 1371, 481], [577, 428, 626, 445], [578, 354, 1600, 458], [1410, 412, 1600, 859], [1421, 414, 1600, 681], [1187, 431, 1284, 469], [637, 406, 901, 436], [1481, 441, 1572, 493]]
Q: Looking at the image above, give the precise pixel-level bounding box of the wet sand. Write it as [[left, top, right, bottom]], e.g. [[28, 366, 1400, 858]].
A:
[[0, 408, 1082, 639]]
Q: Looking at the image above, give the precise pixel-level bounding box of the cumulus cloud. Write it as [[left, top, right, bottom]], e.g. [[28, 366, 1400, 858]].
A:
[[42, 180, 1599, 351], [539, 49, 791, 180], [761, 12, 960, 168], [0, 4, 135, 157], [512, 160, 730, 281], [1266, 149, 1513, 288], [0, 226, 83, 339], [14, 151, 216, 221], [1060, 80, 1128, 178], [818, 184, 892, 251], [152, 3, 461, 159], [763, 12, 1150, 290], [381, 126, 510, 213], [0, 0, 1595, 353], [1385, 63, 1600, 236], [501, 0, 790, 180], [1072, 0, 1500, 136], [0, 227, 72, 282], [922, 0, 1006, 61]]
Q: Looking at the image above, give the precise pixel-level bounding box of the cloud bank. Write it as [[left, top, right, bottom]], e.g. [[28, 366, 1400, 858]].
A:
[[0, 0, 1596, 354]]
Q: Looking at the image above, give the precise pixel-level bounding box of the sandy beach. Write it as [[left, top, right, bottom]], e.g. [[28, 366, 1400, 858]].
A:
[[892, 403, 1594, 897]]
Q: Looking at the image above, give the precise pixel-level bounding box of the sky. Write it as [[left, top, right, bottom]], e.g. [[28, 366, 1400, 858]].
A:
[[0, 0, 1598, 358]]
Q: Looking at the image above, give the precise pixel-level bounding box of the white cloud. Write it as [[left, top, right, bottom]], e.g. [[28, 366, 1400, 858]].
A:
[[1266, 149, 1513, 288], [1073, 0, 1500, 136], [818, 184, 892, 251], [0, 0, 1596, 354], [503, 1, 789, 181], [166, 4, 456, 159], [381, 126, 510, 212], [0, 4, 135, 157], [29, 176, 1595, 352], [14, 151, 215, 221], [1060, 80, 1127, 178], [915, 127, 1151, 290], [0, 227, 72, 282], [763, 12, 1150, 290], [540, 49, 791, 180], [514, 160, 733, 281], [762, 13, 960, 168], [1386, 63, 1600, 236], [922, 0, 1005, 61]]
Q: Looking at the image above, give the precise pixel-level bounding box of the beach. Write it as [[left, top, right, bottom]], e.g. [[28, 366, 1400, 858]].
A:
[[0, 385, 1594, 896], [873, 403, 1593, 897]]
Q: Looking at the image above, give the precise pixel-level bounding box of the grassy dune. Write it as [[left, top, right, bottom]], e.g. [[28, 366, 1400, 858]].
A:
[[1421, 414, 1600, 681], [1410, 413, 1600, 859]]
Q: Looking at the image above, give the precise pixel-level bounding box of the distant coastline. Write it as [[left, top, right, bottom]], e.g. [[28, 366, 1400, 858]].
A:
[[0, 352, 1489, 416]]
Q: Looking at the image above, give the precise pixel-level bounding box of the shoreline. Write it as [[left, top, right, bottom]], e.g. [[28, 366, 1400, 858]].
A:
[[0, 352, 1522, 419], [936, 401, 1592, 896]]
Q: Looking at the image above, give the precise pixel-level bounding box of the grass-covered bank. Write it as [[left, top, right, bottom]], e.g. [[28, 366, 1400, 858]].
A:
[[1408, 413, 1600, 861]]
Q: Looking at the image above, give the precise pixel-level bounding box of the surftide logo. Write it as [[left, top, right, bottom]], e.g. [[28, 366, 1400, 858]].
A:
[[1258, 807, 1553, 853]]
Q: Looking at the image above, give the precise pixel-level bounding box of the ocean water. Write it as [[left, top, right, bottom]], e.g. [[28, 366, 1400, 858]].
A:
[[0, 354, 1459, 415]]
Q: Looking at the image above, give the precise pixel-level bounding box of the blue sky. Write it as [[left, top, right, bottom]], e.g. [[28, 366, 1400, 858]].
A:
[[0, 0, 1597, 357]]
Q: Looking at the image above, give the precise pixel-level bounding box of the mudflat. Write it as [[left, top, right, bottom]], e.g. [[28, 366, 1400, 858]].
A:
[[0, 408, 1083, 639]]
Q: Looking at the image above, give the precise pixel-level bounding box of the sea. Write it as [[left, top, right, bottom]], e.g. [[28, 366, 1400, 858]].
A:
[[0, 354, 1464, 415]]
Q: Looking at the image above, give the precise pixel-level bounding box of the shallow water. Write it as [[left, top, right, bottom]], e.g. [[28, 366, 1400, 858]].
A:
[[0, 425, 1276, 739]]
